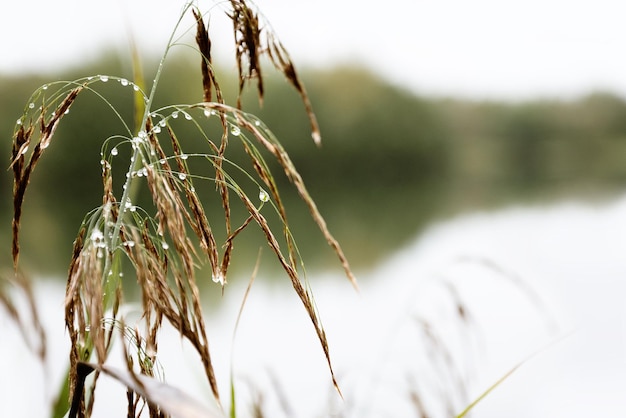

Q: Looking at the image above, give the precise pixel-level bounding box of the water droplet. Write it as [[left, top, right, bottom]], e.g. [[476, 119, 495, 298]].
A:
[[259, 188, 270, 202], [40, 141, 50, 150], [172, 111, 179, 119], [28, 102, 35, 109], [99, 75, 109, 82], [180, 154, 188, 160], [20, 145, 29, 155], [133, 85, 140, 91], [137, 170, 144, 177], [42, 84, 48, 90], [124, 200, 133, 210], [161, 242, 169, 250], [204, 109, 211, 117], [97, 248, 104, 258], [64, 108, 70, 115], [120, 78, 129, 86], [123, 240, 135, 247], [153, 126, 161, 134], [212, 272, 225, 286], [184, 112, 192, 120], [190, 186, 196, 192], [91, 229, 104, 242], [130, 205, 137, 212], [16, 118, 22, 125], [111, 147, 118, 156], [141, 167, 148, 177], [159, 159, 166, 165], [158, 119, 167, 127], [178, 173, 187, 181], [254, 120, 261, 127], [230, 125, 241, 136]]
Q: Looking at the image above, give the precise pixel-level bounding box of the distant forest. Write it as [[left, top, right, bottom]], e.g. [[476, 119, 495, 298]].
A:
[[3, 53, 626, 275]]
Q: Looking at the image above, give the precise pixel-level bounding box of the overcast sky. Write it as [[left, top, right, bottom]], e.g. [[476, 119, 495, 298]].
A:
[[2, 0, 626, 100]]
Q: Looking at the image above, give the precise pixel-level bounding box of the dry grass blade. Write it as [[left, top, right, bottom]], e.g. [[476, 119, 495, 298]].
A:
[[229, 0, 263, 108], [234, 111, 357, 290], [11, 87, 83, 269], [128, 161, 223, 406], [193, 8, 215, 104], [236, 188, 343, 396], [266, 34, 321, 145], [0, 271, 46, 362]]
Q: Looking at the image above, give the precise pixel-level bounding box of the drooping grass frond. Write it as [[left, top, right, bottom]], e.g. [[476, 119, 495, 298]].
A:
[[10, 2, 355, 417]]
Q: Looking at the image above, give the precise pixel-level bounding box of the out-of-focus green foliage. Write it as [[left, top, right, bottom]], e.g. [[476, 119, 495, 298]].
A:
[[3, 53, 626, 275]]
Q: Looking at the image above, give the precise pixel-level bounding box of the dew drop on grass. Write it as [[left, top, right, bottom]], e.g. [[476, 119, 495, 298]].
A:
[[16, 118, 22, 125], [230, 125, 241, 136], [254, 120, 261, 127], [184, 112, 192, 120], [42, 84, 48, 90], [158, 119, 167, 127], [180, 154, 188, 160], [28, 102, 35, 109], [172, 111, 179, 119], [259, 188, 270, 203], [204, 109, 211, 117], [120, 78, 129, 86], [123, 240, 135, 247], [178, 173, 187, 181], [133, 85, 140, 91], [212, 272, 225, 286], [91, 229, 104, 243], [161, 242, 169, 250], [111, 147, 118, 156], [20, 145, 29, 155], [99, 75, 109, 82], [159, 159, 166, 165], [153, 126, 161, 134]]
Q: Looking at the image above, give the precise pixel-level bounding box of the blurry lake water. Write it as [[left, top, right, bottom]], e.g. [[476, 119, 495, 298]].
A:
[[3, 194, 626, 417]]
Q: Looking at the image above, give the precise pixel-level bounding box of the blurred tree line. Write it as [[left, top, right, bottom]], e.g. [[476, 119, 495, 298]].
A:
[[2, 53, 626, 277]]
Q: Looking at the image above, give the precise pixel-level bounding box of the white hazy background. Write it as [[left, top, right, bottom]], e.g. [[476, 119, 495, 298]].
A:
[[2, 0, 626, 99]]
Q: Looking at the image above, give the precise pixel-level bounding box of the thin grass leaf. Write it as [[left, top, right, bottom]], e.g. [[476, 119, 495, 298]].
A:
[[229, 248, 262, 418], [456, 333, 572, 418], [77, 362, 225, 418]]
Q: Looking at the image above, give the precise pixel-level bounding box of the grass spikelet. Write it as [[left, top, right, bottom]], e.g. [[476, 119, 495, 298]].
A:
[[229, 0, 263, 108]]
